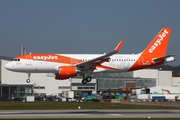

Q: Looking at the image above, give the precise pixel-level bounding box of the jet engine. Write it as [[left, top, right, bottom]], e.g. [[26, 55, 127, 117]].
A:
[[55, 66, 77, 80]]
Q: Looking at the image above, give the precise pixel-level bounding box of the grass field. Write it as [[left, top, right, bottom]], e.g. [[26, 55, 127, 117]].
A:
[[0, 101, 178, 110]]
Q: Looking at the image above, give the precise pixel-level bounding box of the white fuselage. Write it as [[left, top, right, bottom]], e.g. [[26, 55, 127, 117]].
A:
[[5, 54, 141, 74]]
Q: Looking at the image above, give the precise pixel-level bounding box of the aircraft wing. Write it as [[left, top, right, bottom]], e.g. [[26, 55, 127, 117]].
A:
[[76, 40, 124, 71]]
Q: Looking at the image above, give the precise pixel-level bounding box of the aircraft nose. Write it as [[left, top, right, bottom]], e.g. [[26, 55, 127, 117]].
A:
[[5, 62, 13, 70]]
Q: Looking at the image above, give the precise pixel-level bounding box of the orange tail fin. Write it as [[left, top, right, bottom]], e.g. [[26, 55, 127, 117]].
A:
[[142, 28, 171, 58], [129, 28, 172, 71]]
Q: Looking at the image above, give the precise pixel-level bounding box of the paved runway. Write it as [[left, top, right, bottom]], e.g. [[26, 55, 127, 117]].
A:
[[0, 110, 180, 118]]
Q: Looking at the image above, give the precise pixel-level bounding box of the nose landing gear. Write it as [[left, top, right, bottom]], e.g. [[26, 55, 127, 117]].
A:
[[26, 73, 31, 83], [26, 79, 30, 83]]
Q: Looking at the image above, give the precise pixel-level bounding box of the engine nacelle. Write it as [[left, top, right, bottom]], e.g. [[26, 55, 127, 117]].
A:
[[165, 56, 175, 63], [55, 66, 77, 80], [55, 73, 72, 80]]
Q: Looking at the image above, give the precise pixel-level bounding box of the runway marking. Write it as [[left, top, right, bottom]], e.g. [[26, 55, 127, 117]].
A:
[[109, 114, 123, 116]]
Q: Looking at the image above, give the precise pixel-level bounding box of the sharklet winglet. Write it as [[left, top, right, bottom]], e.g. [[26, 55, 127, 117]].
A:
[[115, 40, 124, 52]]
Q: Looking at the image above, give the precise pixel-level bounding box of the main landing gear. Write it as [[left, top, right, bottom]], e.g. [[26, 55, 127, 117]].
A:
[[82, 76, 92, 84], [26, 73, 31, 83]]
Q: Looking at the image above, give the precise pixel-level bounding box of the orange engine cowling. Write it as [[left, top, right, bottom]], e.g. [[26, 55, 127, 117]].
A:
[[55, 66, 77, 80]]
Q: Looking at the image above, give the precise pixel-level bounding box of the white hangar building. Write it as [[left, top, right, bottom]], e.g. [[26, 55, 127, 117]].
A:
[[1, 58, 180, 99]]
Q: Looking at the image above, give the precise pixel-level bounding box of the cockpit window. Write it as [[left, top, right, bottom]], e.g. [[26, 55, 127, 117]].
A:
[[14, 59, 20, 61]]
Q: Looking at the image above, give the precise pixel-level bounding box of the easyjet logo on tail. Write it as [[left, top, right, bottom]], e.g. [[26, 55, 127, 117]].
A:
[[149, 29, 169, 53]]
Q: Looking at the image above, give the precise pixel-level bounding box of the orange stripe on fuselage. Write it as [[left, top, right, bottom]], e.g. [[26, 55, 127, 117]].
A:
[[97, 65, 119, 71], [15, 54, 84, 64], [128, 58, 164, 71]]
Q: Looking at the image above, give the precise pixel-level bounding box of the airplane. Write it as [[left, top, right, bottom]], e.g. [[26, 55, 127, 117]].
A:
[[5, 28, 175, 84]]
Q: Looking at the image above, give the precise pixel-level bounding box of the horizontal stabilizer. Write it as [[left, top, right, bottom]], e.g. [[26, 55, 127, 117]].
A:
[[153, 54, 175, 63]]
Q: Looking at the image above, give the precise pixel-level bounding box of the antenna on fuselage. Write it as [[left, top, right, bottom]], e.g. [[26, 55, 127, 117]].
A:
[[21, 46, 27, 55]]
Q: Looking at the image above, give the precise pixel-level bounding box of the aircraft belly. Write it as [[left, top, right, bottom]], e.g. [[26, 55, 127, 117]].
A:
[[104, 61, 134, 72]]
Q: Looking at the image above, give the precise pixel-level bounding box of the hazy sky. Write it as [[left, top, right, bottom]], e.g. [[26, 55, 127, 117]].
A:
[[0, 0, 180, 66]]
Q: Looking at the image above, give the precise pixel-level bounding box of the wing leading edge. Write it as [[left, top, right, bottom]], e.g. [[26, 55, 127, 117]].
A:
[[76, 40, 124, 71]]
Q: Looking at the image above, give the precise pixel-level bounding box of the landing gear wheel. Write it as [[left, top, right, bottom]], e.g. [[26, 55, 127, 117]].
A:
[[82, 79, 87, 84], [26, 79, 30, 83], [26, 73, 31, 83], [86, 76, 92, 82]]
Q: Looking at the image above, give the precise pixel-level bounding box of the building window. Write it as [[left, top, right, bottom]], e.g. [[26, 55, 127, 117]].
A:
[[34, 86, 45, 89], [58, 86, 70, 89], [77, 87, 83, 89], [125, 82, 136, 88], [77, 87, 95, 90], [84, 87, 89, 89], [90, 87, 95, 89]]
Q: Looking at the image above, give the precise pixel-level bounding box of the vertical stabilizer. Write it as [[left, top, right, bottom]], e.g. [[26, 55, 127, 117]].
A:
[[129, 28, 172, 71], [142, 28, 171, 58]]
